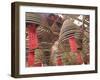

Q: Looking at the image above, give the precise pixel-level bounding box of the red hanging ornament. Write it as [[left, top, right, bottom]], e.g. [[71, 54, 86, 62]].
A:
[[69, 36, 78, 52], [57, 55, 63, 65], [27, 24, 38, 49], [27, 51, 35, 67], [69, 36, 83, 64], [26, 23, 39, 66]]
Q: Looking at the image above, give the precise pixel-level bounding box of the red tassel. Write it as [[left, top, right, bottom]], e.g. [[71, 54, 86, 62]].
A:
[[27, 24, 38, 49], [34, 62, 42, 66], [69, 36, 78, 52], [27, 51, 35, 67], [26, 23, 39, 67], [57, 56, 63, 65], [76, 52, 83, 64], [69, 36, 83, 64]]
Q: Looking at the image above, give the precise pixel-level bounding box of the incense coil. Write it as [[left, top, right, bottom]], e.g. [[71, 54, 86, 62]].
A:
[[58, 19, 82, 51], [59, 20, 81, 42], [26, 13, 41, 25]]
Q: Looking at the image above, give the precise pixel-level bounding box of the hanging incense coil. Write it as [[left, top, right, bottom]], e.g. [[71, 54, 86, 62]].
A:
[[58, 19, 82, 51], [26, 12, 41, 25], [59, 19, 81, 42]]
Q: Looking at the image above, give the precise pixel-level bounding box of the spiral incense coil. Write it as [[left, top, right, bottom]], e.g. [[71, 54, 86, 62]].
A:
[[58, 19, 81, 45], [26, 12, 41, 25], [37, 26, 51, 35]]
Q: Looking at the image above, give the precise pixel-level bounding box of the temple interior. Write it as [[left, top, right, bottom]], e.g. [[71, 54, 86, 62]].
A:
[[25, 12, 90, 67]]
